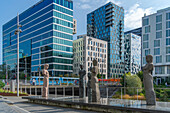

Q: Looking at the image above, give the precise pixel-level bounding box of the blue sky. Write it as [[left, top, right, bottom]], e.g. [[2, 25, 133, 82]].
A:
[[0, 0, 170, 64]]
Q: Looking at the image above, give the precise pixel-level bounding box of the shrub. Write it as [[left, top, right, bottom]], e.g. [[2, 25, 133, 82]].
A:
[[122, 94, 131, 99], [124, 73, 142, 95], [0, 81, 5, 89], [69, 83, 73, 85]]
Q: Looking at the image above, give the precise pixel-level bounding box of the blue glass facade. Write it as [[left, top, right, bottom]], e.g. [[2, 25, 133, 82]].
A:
[[87, 2, 124, 78], [3, 0, 73, 76]]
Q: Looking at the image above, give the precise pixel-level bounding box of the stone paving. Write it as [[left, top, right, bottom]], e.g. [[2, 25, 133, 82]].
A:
[[2, 97, 98, 113], [0, 100, 18, 113]]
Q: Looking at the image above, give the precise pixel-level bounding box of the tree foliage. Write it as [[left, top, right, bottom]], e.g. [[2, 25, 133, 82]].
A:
[[137, 71, 143, 82], [0, 81, 5, 89], [121, 72, 142, 95]]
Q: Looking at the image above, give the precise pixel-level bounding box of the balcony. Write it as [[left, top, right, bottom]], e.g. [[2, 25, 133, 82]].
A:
[[106, 17, 114, 22], [106, 8, 114, 14], [105, 21, 114, 27], [105, 13, 114, 19], [105, 4, 114, 11]]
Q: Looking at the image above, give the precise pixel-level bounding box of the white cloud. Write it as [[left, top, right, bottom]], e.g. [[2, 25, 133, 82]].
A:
[[75, 2, 91, 9], [125, 3, 154, 30], [80, 4, 91, 9], [105, 0, 121, 5], [79, 0, 90, 3]]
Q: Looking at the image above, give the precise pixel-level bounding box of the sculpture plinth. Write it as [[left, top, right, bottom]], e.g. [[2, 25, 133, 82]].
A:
[[142, 55, 156, 105], [42, 64, 49, 97]]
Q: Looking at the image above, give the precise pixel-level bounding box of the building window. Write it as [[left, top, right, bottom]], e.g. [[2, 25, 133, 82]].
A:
[[166, 21, 170, 29], [167, 66, 170, 74], [156, 31, 162, 39], [166, 12, 170, 20], [156, 23, 162, 31], [143, 42, 149, 49], [155, 66, 165, 74], [145, 26, 150, 33], [156, 56, 162, 63], [154, 40, 160, 47], [143, 34, 149, 41], [143, 57, 146, 64], [166, 38, 170, 45], [166, 55, 170, 62], [166, 30, 170, 37], [156, 15, 162, 23], [154, 48, 160, 55], [145, 49, 150, 56], [166, 47, 170, 54], [143, 18, 149, 26]]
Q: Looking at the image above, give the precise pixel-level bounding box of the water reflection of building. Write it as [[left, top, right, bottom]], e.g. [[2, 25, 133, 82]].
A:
[[3, 0, 74, 77], [124, 33, 141, 74]]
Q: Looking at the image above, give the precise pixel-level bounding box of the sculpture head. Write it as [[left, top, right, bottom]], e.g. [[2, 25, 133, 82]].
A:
[[80, 64, 83, 70], [146, 55, 153, 64], [44, 64, 49, 70], [92, 59, 98, 66]]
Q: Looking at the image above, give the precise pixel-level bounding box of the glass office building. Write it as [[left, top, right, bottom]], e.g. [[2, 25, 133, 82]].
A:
[[87, 2, 124, 78], [124, 33, 141, 75], [3, 0, 74, 77]]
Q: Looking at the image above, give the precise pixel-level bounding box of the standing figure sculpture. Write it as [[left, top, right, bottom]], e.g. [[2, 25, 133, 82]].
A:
[[79, 64, 86, 98], [88, 72, 92, 102], [90, 59, 100, 102], [142, 55, 156, 105], [42, 64, 49, 97]]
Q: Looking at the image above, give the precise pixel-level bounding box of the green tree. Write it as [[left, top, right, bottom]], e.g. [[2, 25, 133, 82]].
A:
[[0, 63, 11, 79], [0, 81, 5, 89], [121, 72, 142, 95], [137, 71, 143, 82]]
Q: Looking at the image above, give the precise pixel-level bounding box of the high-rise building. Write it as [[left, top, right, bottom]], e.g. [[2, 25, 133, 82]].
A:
[[87, 2, 124, 78], [142, 7, 170, 83], [124, 27, 142, 36], [73, 35, 108, 79], [124, 33, 141, 75], [3, 0, 74, 77]]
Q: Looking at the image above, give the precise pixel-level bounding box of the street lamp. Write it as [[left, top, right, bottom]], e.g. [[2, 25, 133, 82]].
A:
[[39, 47, 41, 85], [6, 63, 8, 85], [15, 13, 22, 97], [24, 56, 27, 85]]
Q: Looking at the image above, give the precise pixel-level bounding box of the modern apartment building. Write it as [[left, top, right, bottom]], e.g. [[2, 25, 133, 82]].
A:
[[124, 33, 141, 75], [87, 2, 124, 78], [142, 7, 170, 83], [3, 0, 74, 77], [73, 35, 108, 79], [125, 27, 142, 36]]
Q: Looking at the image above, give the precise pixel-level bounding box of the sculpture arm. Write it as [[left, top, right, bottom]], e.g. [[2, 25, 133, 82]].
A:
[[142, 64, 149, 70], [42, 70, 45, 75]]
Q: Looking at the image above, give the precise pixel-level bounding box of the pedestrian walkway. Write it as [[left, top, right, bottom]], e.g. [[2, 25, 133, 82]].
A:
[[0, 100, 18, 113], [2, 97, 98, 113]]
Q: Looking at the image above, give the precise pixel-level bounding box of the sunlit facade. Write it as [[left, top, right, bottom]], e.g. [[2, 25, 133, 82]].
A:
[[142, 7, 170, 83], [87, 2, 124, 78], [3, 0, 74, 76]]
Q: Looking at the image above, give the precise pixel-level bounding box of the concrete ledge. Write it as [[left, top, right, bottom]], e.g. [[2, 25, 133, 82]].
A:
[[23, 96, 170, 113]]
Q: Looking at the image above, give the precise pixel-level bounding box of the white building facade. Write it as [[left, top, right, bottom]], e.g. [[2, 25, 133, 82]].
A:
[[73, 35, 108, 79], [124, 33, 141, 75], [142, 7, 170, 83]]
